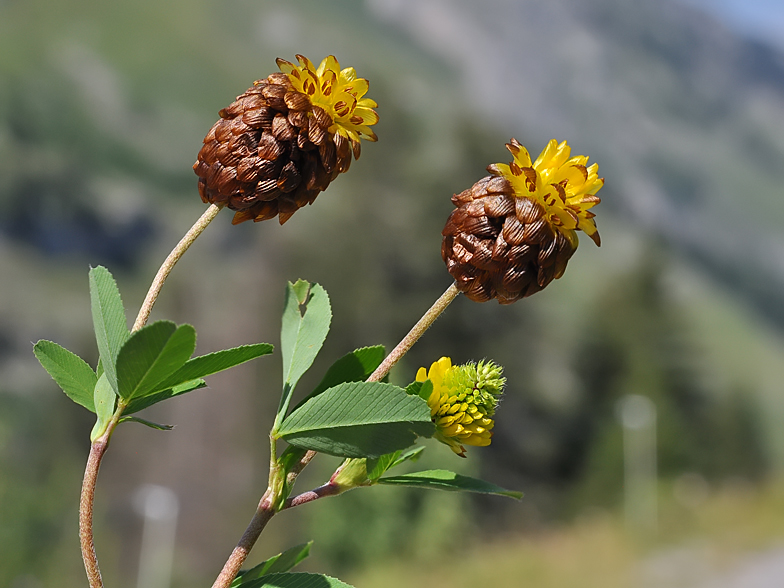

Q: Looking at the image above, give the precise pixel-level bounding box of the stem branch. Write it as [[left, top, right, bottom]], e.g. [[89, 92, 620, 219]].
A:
[[368, 282, 460, 382], [284, 483, 341, 509]]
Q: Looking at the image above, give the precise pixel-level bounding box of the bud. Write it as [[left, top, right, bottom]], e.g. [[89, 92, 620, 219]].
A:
[[416, 357, 505, 457], [194, 55, 378, 225], [330, 458, 369, 492], [442, 139, 603, 303]]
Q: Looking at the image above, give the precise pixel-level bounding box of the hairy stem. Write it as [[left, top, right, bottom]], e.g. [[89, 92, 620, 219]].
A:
[[210, 489, 275, 588], [368, 282, 460, 382], [132, 203, 223, 331], [79, 441, 107, 588], [79, 405, 125, 588], [284, 483, 342, 509], [210, 449, 316, 588]]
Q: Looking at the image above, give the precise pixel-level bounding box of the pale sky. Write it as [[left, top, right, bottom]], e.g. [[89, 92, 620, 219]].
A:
[[683, 0, 784, 50]]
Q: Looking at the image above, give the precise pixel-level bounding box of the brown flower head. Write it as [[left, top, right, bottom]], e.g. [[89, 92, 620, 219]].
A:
[[193, 55, 378, 225], [442, 139, 604, 303]]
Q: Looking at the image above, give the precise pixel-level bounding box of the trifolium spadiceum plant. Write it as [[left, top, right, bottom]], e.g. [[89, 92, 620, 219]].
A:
[[33, 54, 603, 588]]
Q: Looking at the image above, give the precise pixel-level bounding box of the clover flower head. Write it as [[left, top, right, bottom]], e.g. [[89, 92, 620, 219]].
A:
[[194, 54, 379, 225], [416, 357, 505, 457], [442, 139, 604, 303]]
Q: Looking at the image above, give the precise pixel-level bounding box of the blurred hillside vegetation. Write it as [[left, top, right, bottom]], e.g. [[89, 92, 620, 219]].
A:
[[2, 0, 784, 586]]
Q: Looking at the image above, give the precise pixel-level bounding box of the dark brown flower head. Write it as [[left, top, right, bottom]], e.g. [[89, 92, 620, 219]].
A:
[[442, 139, 604, 303], [193, 55, 378, 225]]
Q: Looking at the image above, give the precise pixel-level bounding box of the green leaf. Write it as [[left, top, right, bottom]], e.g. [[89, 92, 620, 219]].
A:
[[281, 281, 331, 389], [405, 379, 433, 402], [293, 346, 385, 412], [124, 379, 207, 414], [275, 445, 310, 504], [377, 469, 524, 499], [275, 281, 332, 429], [366, 452, 399, 481], [277, 381, 434, 458], [118, 416, 174, 430], [392, 445, 425, 465], [232, 542, 312, 587], [115, 322, 196, 400], [122, 342, 272, 414], [367, 446, 425, 483], [155, 343, 273, 391], [404, 381, 422, 396], [235, 572, 354, 588], [89, 266, 130, 393], [90, 373, 117, 441], [33, 340, 98, 412], [367, 445, 426, 481], [310, 346, 385, 398]]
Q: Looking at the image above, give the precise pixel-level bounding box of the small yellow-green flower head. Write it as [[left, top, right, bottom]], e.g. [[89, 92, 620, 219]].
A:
[[489, 138, 604, 248], [416, 357, 505, 457], [276, 55, 379, 156]]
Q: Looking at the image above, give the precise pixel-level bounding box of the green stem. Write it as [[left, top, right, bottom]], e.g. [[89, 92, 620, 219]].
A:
[[367, 282, 460, 382], [132, 203, 223, 331]]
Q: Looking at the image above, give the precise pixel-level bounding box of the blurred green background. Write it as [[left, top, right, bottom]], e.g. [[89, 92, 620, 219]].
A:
[[3, 0, 784, 586]]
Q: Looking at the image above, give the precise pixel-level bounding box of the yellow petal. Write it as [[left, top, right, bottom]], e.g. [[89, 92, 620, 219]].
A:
[[463, 436, 492, 447], [276, 58, 296, 75], [442, 423, 464, 436], [344, 78, 369, 98], [533, 139, 557, 169], [340, 66, 357, 84], [296, 54, 316, 72], [351, 107, 379, 125], [358, 97, 378, 109], [318, 55, 340, 77]]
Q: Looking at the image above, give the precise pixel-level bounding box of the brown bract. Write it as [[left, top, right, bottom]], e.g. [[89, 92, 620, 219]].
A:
[[193, 72, 355, 224], [442, 175, 577, 304]]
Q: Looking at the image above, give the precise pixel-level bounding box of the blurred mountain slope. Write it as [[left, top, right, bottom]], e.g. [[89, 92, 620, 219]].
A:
[[369, 0, 784, 328]]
